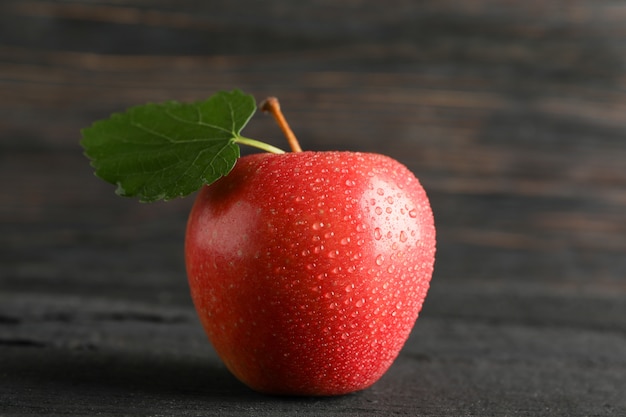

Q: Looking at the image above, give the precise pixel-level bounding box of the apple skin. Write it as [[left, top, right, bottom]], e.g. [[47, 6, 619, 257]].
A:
[[185, 151, 436, 396]]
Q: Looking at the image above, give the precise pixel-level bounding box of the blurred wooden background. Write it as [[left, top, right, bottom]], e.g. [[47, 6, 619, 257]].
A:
[[1, 1, 625, 415]]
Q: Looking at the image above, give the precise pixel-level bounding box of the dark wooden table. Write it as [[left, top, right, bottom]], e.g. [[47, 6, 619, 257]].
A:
[[1, 1, 625, 415]]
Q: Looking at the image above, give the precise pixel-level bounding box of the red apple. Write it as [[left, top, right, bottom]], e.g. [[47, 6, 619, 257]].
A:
[[185, 150, 436, 396]]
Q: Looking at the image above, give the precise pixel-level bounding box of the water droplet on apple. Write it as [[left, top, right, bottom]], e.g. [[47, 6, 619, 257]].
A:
[[345, 179, 356, 187], [385, 207, 392, 214], [355, 298, 365, 307], [347, 265, 357, 273], [340, 237, 350, 245], [387, 265, 396, 274], [409, 209, 417, 218], [374, 228, 382, 240], [386, 196, 394, 204], [400, 231, 408, 242], [375, 206, 383, 215], [376, 254, 385, 265], [324, 231, 334, 239], [328, 250, 339, 258], [341, 332, 350, 340], [312, 222, 323, 230], [345, 284, 354, 292], [377, 188, 385, 196]]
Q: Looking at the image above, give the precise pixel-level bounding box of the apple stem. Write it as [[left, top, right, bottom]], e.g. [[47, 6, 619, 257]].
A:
[[261, 97, 303, 153]]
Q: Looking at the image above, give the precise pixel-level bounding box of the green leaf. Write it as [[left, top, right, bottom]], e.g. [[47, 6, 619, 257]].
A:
[[80, 89, 258, 202]]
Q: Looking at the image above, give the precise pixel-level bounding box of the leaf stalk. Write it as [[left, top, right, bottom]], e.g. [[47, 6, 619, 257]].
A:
[[235, 136, 286, 154]]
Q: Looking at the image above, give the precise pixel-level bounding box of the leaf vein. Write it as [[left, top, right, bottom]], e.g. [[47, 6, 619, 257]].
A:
[[164, 107, 233, 134]]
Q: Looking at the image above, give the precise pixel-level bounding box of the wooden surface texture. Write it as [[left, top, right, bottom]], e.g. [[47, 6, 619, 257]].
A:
[[1, 1, 625, 415]]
